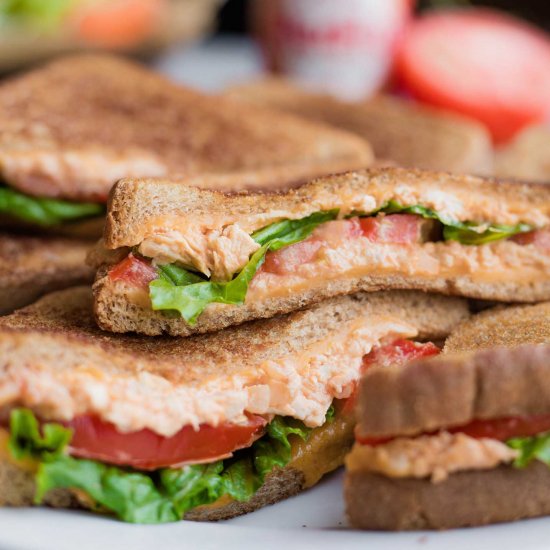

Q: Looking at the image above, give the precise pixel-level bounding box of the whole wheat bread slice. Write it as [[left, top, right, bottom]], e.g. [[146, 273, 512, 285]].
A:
[[103, 167, 550, 248], [444, 302, 550, 353], [0, 232, 94, 315], [355, 344, 550, 439], [226, 78, 493, 175], [0, 54, 372, 204], [345, 460, 550, 530]]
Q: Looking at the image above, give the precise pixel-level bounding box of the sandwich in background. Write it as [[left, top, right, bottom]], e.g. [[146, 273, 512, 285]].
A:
[[225, 78, 493, 175], [0, 287, 468, 523], [345, 303, 550, 530], [92, 167, 550, 336], [0, 54, 372, 237], [495, 125, 550, 184], [0, 232, 93, 315]]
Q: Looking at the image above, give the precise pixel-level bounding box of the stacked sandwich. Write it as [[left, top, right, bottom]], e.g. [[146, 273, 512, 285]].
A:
[[1, 54, 550, 529]]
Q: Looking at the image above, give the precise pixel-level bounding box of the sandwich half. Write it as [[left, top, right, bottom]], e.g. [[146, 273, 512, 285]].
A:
[[345, 342, 550, 530], [0, 55, 372, 237], [0, 232, 93, 315], [93, 167, 550, 336], [0, 287, 467, 523], [226, 78, 493, 175]]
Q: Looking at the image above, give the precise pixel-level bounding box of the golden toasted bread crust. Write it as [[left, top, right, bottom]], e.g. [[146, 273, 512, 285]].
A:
[[1, 287, 467, 384], [0, 233, 94, 314], [356, 344, 550, 439], [444, 302, 550, 353], [0, 457, 304, 521], [103, 167, 550, 248], [345, 461, 550, 530], [0, 55, 371, 202], [226, 78, 493, 174]]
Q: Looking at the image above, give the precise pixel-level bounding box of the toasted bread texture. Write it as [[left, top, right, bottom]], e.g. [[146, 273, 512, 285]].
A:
[[0, 55, 372, 203], [495, 125, 550, 184], [345, 460, 550, 530], [226, 78, 493, 175], [103, 167, 550, 248], [356, 344, 550, 439], [0, 233, 94, 315], [444, 302, 550, 353]]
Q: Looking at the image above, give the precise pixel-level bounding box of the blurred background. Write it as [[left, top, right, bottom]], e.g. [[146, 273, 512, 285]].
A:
[[3, 0, 550, 147]]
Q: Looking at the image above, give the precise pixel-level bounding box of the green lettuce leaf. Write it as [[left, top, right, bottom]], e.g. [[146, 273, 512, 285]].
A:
[[253, 416, 311, 479], [379, 200, 532, 245], [507, 432, 550, 468], [149, 209, 339, 324], [8, 409, 315, 524], [0, 0, 73, 26], [0, 186, 104, 226], [9, 408, 72, 462]]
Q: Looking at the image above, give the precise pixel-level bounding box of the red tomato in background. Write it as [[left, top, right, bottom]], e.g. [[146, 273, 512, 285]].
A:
[[72, 0, 166, 48], [66, 414, 267, 470], [395, 9, 550, 143]]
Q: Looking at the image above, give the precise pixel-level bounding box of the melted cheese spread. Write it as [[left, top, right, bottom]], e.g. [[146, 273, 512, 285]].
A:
[[345, 432, 518, 482], [0, 319, 416, 437], [249, 239, 550, 300]]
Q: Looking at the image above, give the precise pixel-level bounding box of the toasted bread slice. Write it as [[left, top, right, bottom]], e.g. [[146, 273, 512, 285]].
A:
[[355, 344, 550, 439], [226, 78, 493, 175], [93, 167, 550, 336], [0, 55, 372, 204], [0, 233, 94, 314], [0, 287, 467, 520], [495, 125, 550, 184], [444, 302, 550, 353], [346, 460, 550, 530]]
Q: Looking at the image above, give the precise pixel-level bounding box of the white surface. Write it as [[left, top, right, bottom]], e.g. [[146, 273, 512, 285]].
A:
[[1, 469, 550, 550]]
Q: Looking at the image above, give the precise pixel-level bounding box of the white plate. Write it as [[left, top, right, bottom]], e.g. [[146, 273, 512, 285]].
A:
[[1, 468, 549, 550]]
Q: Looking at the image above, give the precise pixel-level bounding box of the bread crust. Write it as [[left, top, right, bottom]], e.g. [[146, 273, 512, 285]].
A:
[[0, 55, 371, 203], [0, 457, 304, 521], [356, 344, 550, 439], [226, 78, 493, 175], [345, 461, 550, 530], [93, 264, 538, 337], [103, 167, 550, 248], [0, 233, 94, 314], [444, 302, 550, 353]]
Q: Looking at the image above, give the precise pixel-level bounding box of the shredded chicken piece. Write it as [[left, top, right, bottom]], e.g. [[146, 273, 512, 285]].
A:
[[139, 224, 260, 281], [346, 432, 518, 482]]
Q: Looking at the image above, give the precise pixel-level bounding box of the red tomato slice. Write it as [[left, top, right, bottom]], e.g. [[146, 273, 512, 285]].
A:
[[512, 228, 550, 252], [261, 238, 323, 275], [261, 214, 423, 275], [362, 338, 440, 371], [344, 339, 439, 415], [359, 214, 424, 244], [109, 254, 158, 289], [447, 414, 550, 442], [72, 0, 165, 48], [395, 9, 550, 142], [65, 414, 267, 470]]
